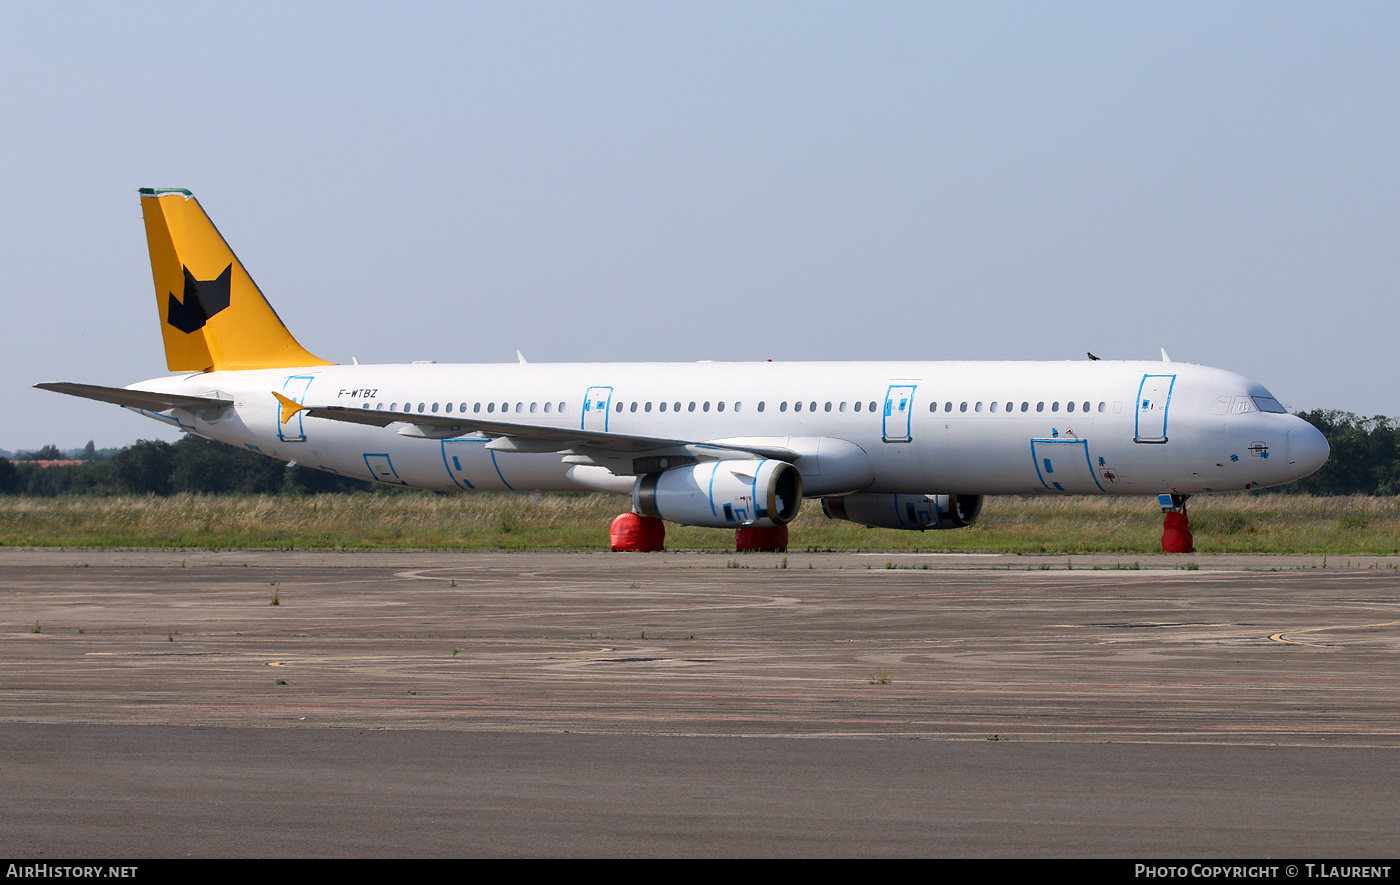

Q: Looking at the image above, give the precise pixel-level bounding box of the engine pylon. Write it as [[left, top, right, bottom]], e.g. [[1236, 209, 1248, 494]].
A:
[[735, 525, 788, 552], [610, 513, 665, 552]]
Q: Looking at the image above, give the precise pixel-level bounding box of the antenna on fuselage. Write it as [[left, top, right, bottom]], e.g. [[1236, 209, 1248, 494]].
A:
[[1160, 348, 1172, 362], [1087, 352, 1100, 361]]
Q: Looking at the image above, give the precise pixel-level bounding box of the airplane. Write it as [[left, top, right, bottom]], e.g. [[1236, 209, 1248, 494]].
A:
[[38, 188, 1330, 550]]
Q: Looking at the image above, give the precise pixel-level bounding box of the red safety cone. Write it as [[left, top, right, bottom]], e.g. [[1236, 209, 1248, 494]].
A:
[[1161, 511, 1194, 553], [610, 513, 666, 552], [735, 525, 789, 552]]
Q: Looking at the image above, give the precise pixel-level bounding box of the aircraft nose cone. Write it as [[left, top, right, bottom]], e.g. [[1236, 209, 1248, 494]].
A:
[[1287, 419, 1330, 480]]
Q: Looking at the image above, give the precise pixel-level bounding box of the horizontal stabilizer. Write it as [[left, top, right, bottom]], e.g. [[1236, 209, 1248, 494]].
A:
[[36, 382, 233, 412]]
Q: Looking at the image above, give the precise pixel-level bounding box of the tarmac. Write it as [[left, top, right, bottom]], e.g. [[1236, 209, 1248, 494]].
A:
[[2, 548, 1398, 857]]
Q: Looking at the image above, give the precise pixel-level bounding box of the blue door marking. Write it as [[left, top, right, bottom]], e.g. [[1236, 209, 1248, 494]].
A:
[[582, 386, 613, 432], [882, 385, 916, 443], [1135, 374, 1175, 443], [278, 375, 315, 442], [364, 453, 405, 484], [1031, 439, 1106, 493]]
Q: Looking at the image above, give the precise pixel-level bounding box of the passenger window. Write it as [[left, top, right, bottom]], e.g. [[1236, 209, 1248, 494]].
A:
[[975, 402, 983, 412], [688, 402, 696, 412], [515, 403, 523, 413], [810, 402, 817, 412], [1099, 402, 1107, 412], [530, 402, 537, 413], [487, 403, 495, 413], [716, 402, 725, 412], [658, 402, 666, 412], [855, 401, 862, 412], [795, 402, 803, 412], [869, 401, 877, 412], [824, 402, 832, 412], [990, 401, 998, 413], [630, 402, 637, 413], [1005, 402, 1012, 413], [780, 402, 787, 412], [703, 401, 711, 412], [544, 402, 552, 413], [445, 403, 452, 413], [1036, 402, 1044, 412], [959, 402, 967, 412], [1021, 402, 1029, 412], [558, 402, 566, 413], [929, 402, 936, 412], [644, 402, 651, 412], [615, 402, 623, 413], [1065, 401, 1073, 412], [418, 403, 426, 413], [734, 402, 742, 412], [1051, 402, 1059, 412], [839, 402, 846, 412], [757, 402, 765, 412]]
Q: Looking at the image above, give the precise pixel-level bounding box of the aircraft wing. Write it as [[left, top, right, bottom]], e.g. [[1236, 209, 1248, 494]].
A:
[[35, 382, 233, 412], [293, 401, 798, 460]]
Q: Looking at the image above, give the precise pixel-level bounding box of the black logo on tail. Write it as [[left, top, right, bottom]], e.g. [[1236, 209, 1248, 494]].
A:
[[167, 265, 232, 333]]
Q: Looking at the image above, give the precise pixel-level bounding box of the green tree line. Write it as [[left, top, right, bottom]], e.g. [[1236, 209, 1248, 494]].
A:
[[0, 410, 1396, 497], [0, 436, 375, 496]]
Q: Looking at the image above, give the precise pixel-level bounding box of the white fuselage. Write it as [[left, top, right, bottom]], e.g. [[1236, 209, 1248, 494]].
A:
[[128, 358, 1328, 500]]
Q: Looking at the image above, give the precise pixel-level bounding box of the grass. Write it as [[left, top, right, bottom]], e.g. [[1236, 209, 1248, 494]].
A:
[[0, 492, 1397, 553]]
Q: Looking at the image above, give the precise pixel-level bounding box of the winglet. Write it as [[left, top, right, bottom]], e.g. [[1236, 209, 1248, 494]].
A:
[[272, 391, 307, 425]]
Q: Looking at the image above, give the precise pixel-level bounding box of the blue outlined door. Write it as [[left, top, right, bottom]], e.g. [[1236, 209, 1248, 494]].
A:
[[277, 375, 315, 442], [441, 438, 514, 491], [582, 386, 613, 432], [882, 385, 916, 443], [1032, 439, 1107, 493], [1135, 374, 1175, 443], [364, 453, 406, 485]]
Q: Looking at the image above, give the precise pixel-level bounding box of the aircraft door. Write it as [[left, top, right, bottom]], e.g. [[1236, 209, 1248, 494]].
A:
[[277, 375, 315, 442], [1135, 374, 1176, 443], [882, 385, 916, 443], [363, 453, 405, 485], [1032, 439, 1107, 493], [582, 386, 613, 432]]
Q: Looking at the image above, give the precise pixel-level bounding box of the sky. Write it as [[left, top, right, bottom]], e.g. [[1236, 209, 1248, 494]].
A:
[[3, 2, 1397, 451]]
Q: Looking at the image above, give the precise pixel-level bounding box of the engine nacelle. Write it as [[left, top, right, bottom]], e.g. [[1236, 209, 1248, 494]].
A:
[[821, 493, 983, 531], [634, 460, 803, 529]]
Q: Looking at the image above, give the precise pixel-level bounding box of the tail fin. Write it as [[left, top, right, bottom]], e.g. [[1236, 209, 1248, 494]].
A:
[[140, 188, 333, 372]]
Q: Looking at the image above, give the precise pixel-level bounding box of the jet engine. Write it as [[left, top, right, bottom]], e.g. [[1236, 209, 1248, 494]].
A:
[[633, 460, 803, 529], [821, 493, 983, 531]]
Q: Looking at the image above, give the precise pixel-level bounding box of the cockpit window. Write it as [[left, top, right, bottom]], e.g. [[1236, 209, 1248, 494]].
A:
[[1252, 396, 1287, 414]]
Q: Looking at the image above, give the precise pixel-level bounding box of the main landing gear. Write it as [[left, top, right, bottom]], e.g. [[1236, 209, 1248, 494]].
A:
[[609, 514, 791, 553], [1158, 493, 1194, 554]]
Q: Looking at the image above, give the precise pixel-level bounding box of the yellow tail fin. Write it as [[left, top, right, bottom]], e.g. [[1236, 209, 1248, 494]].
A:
[[140, 188, 333, 372]]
